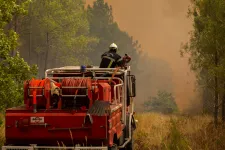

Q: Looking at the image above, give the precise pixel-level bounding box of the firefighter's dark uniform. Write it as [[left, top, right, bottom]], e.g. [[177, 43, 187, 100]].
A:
[[99, 50, 131, 106], [99, 51, 123, 68]]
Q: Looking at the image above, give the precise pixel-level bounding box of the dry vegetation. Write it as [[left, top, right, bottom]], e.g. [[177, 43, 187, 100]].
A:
[[133, 113, 225, 150], [1, 113, 225, 150]]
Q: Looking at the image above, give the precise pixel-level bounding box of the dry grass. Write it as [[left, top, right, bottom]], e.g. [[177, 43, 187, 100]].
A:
[[1, 113, 225, 150], [133, 113, 172, 149], [133, 113, 225, 150]]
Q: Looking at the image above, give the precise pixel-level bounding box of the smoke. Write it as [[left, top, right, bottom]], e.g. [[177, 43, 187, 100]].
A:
[[85, 0, 200, 112]]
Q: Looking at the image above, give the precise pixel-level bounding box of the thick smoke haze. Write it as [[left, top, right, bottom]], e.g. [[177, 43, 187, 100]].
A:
[[85, 0, 200, 111]]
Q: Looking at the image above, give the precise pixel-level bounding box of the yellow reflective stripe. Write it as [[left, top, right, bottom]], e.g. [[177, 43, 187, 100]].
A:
[[107, 60, 113, 68], [102, 56, 115, 62], [102, 56, 116, 68]]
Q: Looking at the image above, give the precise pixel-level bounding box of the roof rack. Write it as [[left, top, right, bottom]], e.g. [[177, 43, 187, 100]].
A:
[[45, 66, 131, 78]]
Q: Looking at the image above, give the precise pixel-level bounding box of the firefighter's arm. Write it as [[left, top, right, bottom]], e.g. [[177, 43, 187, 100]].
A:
[[116, 57, 124, 67]]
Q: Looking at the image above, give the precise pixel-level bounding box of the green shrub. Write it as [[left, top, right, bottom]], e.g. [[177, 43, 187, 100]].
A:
[[143, 90, 179, 114]]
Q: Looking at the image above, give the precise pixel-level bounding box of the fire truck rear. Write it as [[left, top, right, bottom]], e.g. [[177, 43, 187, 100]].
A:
[[2, 65, 137, 150]]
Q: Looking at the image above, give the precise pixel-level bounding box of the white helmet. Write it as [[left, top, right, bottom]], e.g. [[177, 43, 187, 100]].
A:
[[109, 43, 118, 52]]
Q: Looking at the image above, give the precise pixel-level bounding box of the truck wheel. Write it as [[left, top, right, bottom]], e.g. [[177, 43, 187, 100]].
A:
[[118, 130, 125, 146], [124, 126, 134, 150], [109, 144, 118, 150], [126, 137, 134, 150]]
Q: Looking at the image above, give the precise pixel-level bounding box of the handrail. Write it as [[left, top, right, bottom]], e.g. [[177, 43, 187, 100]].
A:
[[47, 77, 124, 85], [61, 86, 87, 89], [123, 70, 127, 125], [114, 83, 123, 104], [46, 72, 123, 75], [45, 66, 130, 78]]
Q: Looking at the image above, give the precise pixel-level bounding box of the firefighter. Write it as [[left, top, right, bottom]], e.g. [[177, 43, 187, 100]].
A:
[[99, 43, 123, 68]]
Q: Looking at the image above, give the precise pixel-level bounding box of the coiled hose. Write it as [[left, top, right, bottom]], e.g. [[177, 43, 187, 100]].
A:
[[61, 78, 91, 109]]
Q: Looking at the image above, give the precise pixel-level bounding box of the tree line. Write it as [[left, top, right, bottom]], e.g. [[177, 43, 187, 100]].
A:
[[0, 0, 177, 113], [17, 0, 142, 76], [0, 0, 148, 112], [181, 0, 225, 125]]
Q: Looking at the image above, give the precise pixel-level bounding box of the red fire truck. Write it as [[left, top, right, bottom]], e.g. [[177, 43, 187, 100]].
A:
[[2, 65, 137, 150]]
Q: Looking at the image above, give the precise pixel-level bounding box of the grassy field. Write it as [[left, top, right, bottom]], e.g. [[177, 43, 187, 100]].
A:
[[133, 113, 225, 150], [1, 113, 225, 149]]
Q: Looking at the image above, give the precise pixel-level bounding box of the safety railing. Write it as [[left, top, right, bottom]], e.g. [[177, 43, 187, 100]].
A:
[[45, 73, 127, 125], [60, 86, 88, 98], [114, 83, 123, 105], [45, 66, 131, 78]]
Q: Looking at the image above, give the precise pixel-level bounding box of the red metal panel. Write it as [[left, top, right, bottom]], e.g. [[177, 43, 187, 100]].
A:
[[8, 76, 127, 147], [107, 107, 124, 147], [98, 83, 111, 102], [5, 112, 107, 146]]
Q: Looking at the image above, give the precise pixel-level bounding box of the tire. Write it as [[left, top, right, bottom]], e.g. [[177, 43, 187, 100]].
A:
[[124, 114, 134, 150], [118, 131, 125, 146], [109, 132, 123, 150], [108, 144, 118, 150], [117, 130, 126, 150], [126, 133, 134, 150]]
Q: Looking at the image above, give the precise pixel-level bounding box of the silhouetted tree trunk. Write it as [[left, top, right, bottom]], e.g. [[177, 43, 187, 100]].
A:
[[44, 32, 49, 72], [28, 3, 32, 64], [214, 49, 218, 126], [222, 83, 225, 121], [44, 0, 49, 73]]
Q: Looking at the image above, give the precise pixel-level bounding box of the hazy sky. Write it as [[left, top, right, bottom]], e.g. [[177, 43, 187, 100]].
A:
[[85, 0, 199, 110]]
